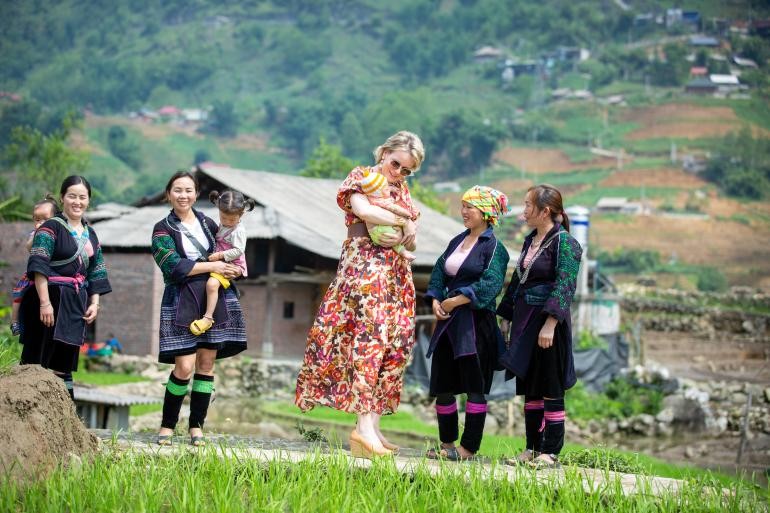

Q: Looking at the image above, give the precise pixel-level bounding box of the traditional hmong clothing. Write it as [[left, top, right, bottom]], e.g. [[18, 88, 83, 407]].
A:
[[151, 209, 247, 364], [215, 222, 247, 277], [424, 227, 509, 453], [19, 215, 111, 373], [496, 223, 582, 456], [295, 166, 419, 415]]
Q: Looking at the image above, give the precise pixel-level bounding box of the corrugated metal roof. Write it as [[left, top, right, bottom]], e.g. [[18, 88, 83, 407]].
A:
[[96, 166, 469, 267], [74, 386, 162, 406]]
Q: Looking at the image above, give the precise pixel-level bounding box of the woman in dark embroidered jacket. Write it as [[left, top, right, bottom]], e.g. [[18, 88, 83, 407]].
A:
[[497, 184, 582, 468], [20, 176, 112, 400], [424, 186, 510, 461], [151, 171, 247, 446]]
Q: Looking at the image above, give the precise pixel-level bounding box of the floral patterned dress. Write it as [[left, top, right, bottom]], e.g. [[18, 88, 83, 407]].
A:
[[295, 167, 419, 415]]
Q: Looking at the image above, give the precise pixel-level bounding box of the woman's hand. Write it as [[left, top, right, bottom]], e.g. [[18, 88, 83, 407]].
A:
[[376, 229, 402, 248], [83, 303, 99, 324], [499, 319, 510, 337], [538, 316, 558, 349], [221, 263, 242, 279], [401, 219, 417, 249], [211, 261, 242, 279], [432, 299, 450, 321], [40, 302, 54, 327], [440, 297, 457, 314]]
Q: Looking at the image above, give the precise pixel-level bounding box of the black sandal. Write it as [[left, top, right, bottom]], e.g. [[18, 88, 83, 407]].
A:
[[426, 445, 475, 462], [156, 434, 173, 446]]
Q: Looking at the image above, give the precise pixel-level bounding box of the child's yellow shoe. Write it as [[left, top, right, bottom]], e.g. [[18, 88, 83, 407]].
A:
[[190, 317, 214, 336]]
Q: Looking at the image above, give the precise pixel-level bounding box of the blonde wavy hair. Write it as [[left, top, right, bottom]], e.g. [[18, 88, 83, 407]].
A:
[[373, 131, 426, 172]]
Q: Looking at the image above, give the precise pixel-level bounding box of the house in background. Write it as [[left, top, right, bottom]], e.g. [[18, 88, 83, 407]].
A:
[[88, 165, 468, 360]]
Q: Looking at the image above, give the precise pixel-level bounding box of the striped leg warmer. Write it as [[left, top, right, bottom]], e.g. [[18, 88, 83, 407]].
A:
[[160, 372, 189, 430], [541, 398, 566, 456], [188, 374, 215, 430], [435, 395, 459, 444], [524, 397, 544, 453]]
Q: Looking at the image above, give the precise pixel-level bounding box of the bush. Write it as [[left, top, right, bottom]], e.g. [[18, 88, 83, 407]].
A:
[[575, 330, 608, 351], [695, 266, 728, 293], [567, 377, 663, 421], [597, 248, 660, 273]]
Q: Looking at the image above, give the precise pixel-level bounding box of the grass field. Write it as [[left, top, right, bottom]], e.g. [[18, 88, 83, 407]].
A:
[[1, 449, 763, 513]]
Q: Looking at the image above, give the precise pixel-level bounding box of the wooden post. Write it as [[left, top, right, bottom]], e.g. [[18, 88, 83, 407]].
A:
[[736, 391, 753, 464], [262, 240, 277, 357]]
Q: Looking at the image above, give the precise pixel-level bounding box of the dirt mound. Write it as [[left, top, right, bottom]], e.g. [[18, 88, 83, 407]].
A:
[[0, 365, 99, 483]]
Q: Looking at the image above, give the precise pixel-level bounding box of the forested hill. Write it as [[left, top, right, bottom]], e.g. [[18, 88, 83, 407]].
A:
[[1, 0, 769, 203]]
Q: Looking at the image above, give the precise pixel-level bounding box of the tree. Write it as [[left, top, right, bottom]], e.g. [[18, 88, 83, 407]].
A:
[[408, 178, 448, 215], [300, 138, 357, 179], [107, 125, 142, 170], [431, 110, 505, 179], [339, 112, 367, 160], [204, 101, 238, 138], [193, 149, 211, 165], [4, 114, 89, 197], [703, 127, 770, 200]]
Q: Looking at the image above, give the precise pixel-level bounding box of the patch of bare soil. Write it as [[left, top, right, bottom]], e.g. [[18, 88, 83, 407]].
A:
[[620, 103, 769, 140], [227, 133, 271, 151], [620, 103, 740, 126], [85, 114, 202, 139], [493, 147, 615, 174], [626, 121, 744, 140], [0, 365, 98, 483], [598, 167, 708, 188], [592, 214, 770, 286]]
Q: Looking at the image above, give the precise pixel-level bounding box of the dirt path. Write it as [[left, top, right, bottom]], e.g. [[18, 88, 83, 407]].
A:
[[94, 430, 696, 498]]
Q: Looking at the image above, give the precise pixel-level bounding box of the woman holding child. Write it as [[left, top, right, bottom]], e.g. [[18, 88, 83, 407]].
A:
[[151, 170, 248, 446], [295, 131, 424, 459], [19, 176, 112, 400]]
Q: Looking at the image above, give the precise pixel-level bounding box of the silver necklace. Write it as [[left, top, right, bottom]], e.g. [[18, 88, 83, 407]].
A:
[[515, 230, 565, 284]]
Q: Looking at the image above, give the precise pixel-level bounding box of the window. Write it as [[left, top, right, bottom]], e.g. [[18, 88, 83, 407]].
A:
[[282, 301, 295, 319]]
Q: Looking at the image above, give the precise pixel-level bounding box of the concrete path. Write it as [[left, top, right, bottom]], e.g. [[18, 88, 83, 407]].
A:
[[93, 430, 691, 497]]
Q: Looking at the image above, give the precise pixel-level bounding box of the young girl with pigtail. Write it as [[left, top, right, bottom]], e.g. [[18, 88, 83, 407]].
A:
[[189, 190, 256, 335]]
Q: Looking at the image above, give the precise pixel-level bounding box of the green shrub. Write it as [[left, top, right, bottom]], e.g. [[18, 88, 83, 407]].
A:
[[575, 330, 608, 351], [695, 266, 728, 293], [597, 248, 660, 273], [604, 378, 663, 418], [567, 377, 663, 421]]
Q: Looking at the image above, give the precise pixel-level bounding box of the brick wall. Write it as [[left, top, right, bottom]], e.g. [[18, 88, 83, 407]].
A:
[[96, 252, 158, 356]]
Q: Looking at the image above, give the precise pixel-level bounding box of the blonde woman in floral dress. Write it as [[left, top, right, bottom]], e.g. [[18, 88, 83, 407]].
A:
[[295, 131, 424, 459]]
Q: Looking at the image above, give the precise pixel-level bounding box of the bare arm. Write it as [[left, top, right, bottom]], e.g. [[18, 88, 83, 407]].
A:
[[34, 273, 54, 327], [350, 193, 407, 226], [189, 261, 242, 279]]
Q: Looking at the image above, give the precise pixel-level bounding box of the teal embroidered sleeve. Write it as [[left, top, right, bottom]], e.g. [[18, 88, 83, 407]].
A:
[[26, 223, 56, 277], [425, 253, 448, 306], [543, 233, 583, 323], [464, 241, 510, 311], [152, 228, 182, 284], [86, 230, 111, 295]]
